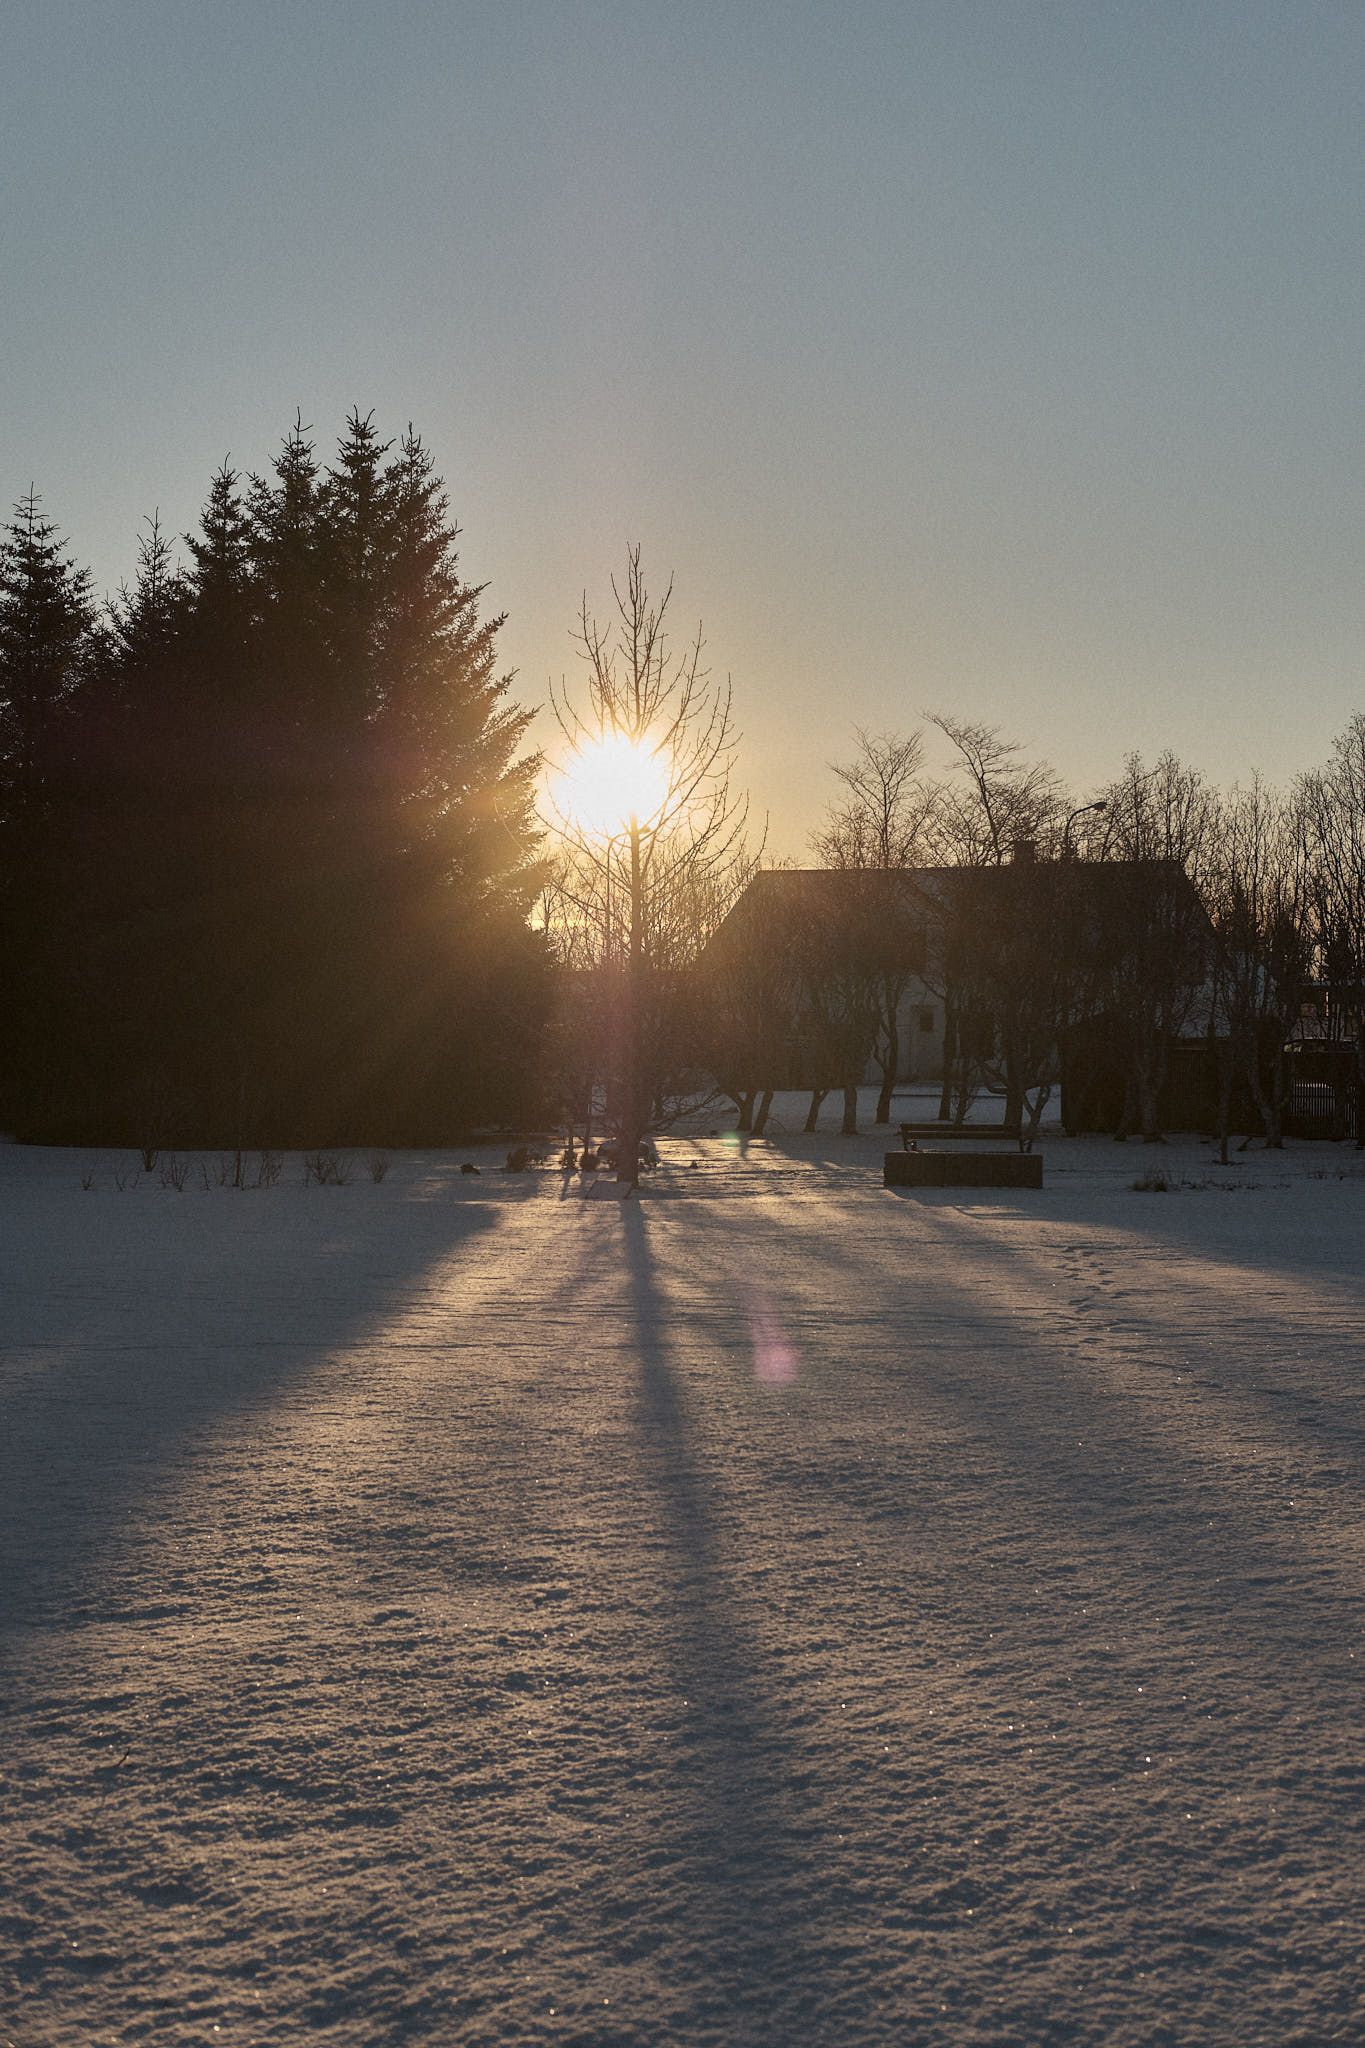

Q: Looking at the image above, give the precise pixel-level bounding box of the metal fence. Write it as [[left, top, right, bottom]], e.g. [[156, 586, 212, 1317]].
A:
[[1284, 1074, 1359, 1143]]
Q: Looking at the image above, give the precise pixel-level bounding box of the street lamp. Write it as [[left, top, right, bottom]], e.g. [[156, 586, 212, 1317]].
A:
[[1062, 799, 1107, 859]]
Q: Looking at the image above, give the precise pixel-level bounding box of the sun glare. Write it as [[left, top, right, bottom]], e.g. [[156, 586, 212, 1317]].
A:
[[553, 732, 670, 837]]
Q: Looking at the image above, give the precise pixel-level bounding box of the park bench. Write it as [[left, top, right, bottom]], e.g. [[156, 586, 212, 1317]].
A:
[[899, 1120, 1022, 1149]]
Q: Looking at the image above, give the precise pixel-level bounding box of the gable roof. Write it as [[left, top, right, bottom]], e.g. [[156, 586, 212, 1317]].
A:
[[723, 858, 1211, 932]]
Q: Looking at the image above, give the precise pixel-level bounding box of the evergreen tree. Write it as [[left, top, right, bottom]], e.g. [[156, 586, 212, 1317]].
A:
[[108, 512, 184, 673], [246, 414, 328, 782], [0, 490, 95, 816], [184, 463, 253, 634], [247, 413, 321, 597], [0, 492, 97, 1132], [318, 408, 393, 737], [353, 424, 545, 1137], [3, 413, 547, 1143], [377, 425, 537, 888]]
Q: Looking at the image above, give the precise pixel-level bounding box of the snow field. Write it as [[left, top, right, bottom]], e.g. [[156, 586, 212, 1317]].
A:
[[2, 1121, 1362, 2045]]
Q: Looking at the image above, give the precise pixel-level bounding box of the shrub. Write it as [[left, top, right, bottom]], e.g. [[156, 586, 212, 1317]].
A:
[[305, 1152, 352, 1186]]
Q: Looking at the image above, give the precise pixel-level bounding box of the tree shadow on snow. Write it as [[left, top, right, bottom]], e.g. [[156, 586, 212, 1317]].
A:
[[618, 1203, 836, 2043], [762, 1194, 1363, 1662], [0, 1191, 512, 1652]]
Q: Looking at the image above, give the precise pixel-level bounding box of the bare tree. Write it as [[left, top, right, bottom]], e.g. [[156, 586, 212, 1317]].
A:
[[701, 869, 805, 1133], [1094, 752, 1217, 1140], [792, 889, 885, 1134], [535, 851, 617, 1150], [924, 715, 1067, 1131], [812, 728, 937, 1122], [943, 858, 1093, 1146], [1298, 714, 1365, 1143], [1206, 778, 1310, 1155], [814, 727, 935, 868], [546, 547, 751, 1182], [925, 714, 1062, 867]]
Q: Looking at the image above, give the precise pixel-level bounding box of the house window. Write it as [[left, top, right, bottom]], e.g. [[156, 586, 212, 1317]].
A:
[[918, 1007, 935, 1034]]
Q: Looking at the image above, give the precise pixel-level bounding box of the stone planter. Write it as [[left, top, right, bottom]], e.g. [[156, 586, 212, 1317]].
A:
[[884, 1150, 1043, 1190]]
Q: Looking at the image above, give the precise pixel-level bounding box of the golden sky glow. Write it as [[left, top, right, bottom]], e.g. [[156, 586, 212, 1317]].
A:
[[8, 9, 1365, 853]]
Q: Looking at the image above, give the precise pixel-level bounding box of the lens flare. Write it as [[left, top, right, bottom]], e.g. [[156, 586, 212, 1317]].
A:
[[744, 1283, 798, 1386]]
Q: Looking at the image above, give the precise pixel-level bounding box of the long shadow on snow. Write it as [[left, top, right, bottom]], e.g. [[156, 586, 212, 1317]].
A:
[[0, 1187, 522, 1653], [878, 1183, 1365, 1492], [760, 1193, 1363, 1658], [619, 1202, 836, 2044]]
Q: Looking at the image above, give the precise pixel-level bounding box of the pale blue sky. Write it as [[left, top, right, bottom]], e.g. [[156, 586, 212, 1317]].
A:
[[5, 2, 1362, 851]]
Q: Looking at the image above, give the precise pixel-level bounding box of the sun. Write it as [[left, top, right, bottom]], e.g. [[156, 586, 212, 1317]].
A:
[[552, 732, 670, 838]]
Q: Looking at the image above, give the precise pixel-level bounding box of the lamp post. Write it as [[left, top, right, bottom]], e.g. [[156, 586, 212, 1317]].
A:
[[1062, 799, 1107, 859]]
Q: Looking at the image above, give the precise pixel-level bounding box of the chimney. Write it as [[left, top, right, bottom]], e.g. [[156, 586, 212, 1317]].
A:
[[1011, 836, 1037, 864]]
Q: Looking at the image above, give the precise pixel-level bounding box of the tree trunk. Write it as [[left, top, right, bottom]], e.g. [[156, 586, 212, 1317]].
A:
[[875, 1011, 899, 1125], [1003, 1046, 1025, 1134], [951, 1048, 975, 1127], [1022, 1083, 1051, 1154], [1268, 1059, 1286, 1147], [937, 1002, 956, 1121], [1136, 1048, 1165, 1142], [1264, 1042, 1286, 1148], [735, 1089, 755, 1133], [804, 1087, 828, 1133], [751, 1087, 774, 1136], [1246, 1057, 1281, 1149], [1113, 1070, 1135, 1140], [616, 819, 643, 1188], [841, 1083, 858, 1135], [1216, 1049, 1235, 1165]]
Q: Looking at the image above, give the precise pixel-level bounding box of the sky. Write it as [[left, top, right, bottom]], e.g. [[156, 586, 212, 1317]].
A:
[[5, 1, 1363, 856]]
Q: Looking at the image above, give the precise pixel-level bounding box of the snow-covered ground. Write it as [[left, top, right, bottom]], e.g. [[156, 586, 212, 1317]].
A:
[[3, 1099, 1363, 2046]]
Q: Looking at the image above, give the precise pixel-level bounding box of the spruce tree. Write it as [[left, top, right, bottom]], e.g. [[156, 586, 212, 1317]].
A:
[[355, 423, 545, 1136], [0, 492, 97, 1132], [185, 463, 253, 634], [319, 408, 393, 734], [0, 490, 95, 816], [377, 425, 537, 892], [2, 412, 547, 1143], [230, 409, 543, 1140]]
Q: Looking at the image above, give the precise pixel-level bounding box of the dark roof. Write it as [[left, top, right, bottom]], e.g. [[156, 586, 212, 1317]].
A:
[[708, 860, 1214, 976], [729, 867, 937, 913], [728, 858, 1209, 923]]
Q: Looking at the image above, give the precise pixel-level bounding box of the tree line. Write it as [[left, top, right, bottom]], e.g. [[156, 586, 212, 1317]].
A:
[[5, 421, 1364, 1154], [696, 718, 1365, 1150]]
